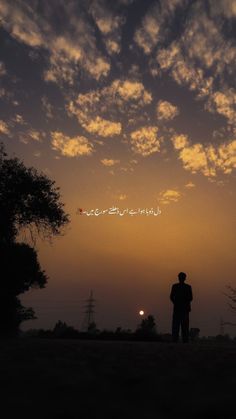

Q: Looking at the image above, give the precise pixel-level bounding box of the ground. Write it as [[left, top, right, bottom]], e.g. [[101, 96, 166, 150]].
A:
[[0, 338, 236, 419]]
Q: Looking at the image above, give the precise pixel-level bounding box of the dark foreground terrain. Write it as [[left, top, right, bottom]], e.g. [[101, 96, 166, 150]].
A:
[[0, 339, 236, 419]]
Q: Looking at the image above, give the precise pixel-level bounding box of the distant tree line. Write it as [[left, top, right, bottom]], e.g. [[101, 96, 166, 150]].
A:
[[22, 315, 203, 343], [23, 322, 236, 343]]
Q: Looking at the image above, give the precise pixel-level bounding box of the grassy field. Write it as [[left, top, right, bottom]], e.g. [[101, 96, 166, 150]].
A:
[[0, 338, 236, 419]]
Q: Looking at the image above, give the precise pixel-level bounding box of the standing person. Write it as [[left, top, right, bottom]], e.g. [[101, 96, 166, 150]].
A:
[[170, 272, 193, 343]]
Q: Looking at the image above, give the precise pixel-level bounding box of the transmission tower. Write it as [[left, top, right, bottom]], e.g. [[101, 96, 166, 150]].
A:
[[81, 290, 96, 331]]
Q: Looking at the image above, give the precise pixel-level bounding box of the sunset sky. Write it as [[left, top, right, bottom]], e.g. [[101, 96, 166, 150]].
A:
[[1, 0, 236, 336]]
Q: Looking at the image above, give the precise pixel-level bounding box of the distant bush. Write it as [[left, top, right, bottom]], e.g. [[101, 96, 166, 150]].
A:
[[53, 320, 79, 338], [135, 314, 160, 341]]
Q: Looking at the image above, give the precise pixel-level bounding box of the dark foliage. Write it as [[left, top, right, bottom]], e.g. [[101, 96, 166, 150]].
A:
[[0, 239, 47, 336], [0, 143, 69, 243], [1, 242, 47, 296], [0, 143, 69, 335], [135, 315, 158, 339]]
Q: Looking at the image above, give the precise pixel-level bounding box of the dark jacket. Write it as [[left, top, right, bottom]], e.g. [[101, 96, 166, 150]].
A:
[[170, 283, 193, 312]]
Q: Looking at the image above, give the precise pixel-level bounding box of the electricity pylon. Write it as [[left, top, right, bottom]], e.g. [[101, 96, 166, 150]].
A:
[[81, 290, 96, 331]]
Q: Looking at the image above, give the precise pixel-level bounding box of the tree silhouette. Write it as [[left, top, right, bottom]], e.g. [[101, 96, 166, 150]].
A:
[[136, 314, 157, 339], [53, 320, 78, 338], [0, 143, 69, 335], [0, 143, 69, 244]]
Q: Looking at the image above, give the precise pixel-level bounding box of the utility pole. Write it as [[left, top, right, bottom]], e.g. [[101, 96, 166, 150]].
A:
[[81, 290, 96, 331]]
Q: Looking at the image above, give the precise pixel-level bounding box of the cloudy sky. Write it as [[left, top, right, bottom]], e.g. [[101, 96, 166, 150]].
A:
[[1, 0, 236, 335]]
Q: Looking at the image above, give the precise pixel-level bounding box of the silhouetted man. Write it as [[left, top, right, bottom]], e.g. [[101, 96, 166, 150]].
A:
[[170, 272, 193, 343]]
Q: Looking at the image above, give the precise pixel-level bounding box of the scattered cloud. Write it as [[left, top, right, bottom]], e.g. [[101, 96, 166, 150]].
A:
[[67, 79, 152, 137], [101, 158, 120, 167], [0, 88, 6, 98], [89, 0, 125, 55], [130, 159, 138, 164], [155, 1, 236, 114], [159, 189, 181, 205], [109, 79, 152, 105], [209, 0, 236, 19], [157, 45, 214, 99], [157, 100, 179, 121], [0, 1, 111, 85], [0, 120, 10, 135], [69, 79, 152, 112], [179, 143, 211, 176], [28, 130, 44, 142], [217, 140, 236, 174], [177, 139, 236, 177], [134, 10, 160, 54], [156, 42, 180, 71], [128, 64, 141, 78], [0, 62, 6, 76], [206, 90, 236, 126], [134, 0, 186, 54], [41, 96, 53, 119], [185, 181, 196, 188], [33, 151, 41, 158], [130, 126, 161, 157], [51, 131, 93, 157], [19, 129, 45, 144], [13, 114, 25, 125], [0, 1, 44, 47], [171, 134, 189, 150], [118, 193, 127, 200], [81, 116, 122, 138], [181, 9, 236, 77], [11, 113, 27, 125], [112, 192, 128, 200], [43, 34, 110, 85]]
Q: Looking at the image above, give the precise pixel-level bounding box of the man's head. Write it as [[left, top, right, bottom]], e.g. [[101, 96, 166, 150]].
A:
[[178, 272, 187, 283]]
